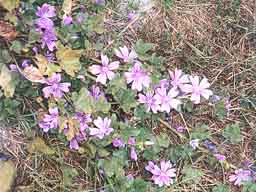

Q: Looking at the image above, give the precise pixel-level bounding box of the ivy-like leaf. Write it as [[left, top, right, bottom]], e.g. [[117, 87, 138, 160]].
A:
[[214, 100, 227, 120], [190, 124, 211, 140], [62, 165, 79, 187], [73, 88, 94, 114], [212, 184, 230, 192], [135, 39, 154, 60], [182, 166, 204, 184], [222, 123, 241, 144], [73, 88, 110, 114]]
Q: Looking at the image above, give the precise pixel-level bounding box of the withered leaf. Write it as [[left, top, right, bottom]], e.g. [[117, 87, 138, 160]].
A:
[[0, 20, 18, 41], [20, 65, 46, 83]]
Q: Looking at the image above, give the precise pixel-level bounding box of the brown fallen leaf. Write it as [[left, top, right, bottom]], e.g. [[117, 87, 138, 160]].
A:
[[0, 20, 18, 41], [19, 65, 46, 83], [33, 54, 48, 74]]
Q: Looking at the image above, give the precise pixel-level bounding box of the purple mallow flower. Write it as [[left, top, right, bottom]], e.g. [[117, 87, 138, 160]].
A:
[[214, 154, 226, 162], [145, 160, 176, 187], [9, 64, 18, 72], [35, 3, 56, 30], [67, 113, 91, 150], [95, 0, 105, 5], [124, 61, 150, 91], [189, 139, 199, 150], [128, 12, 136, 21], [63, 15, 73, 25], [90, 85, 104, 100], [182, 76, 213, 104], [138, 91, 159, 113], [89, 117, 114, 139], [154, 87, 181, 112], [36, 3, 56, 18], [39, 107, 59, 132], [114, 46, 137, 63], [21, 59, 31, 68], [130, 147, 138, 161], [89, 54, 119, 85], [36, 17, 54, 30], [128, 137, 136, 145], [75, 112, 92, 131], [203, 140, 217, 153], [42, 73, 71, 98], [69, 138, 79, 150], [176, 125, 185, 133], [41, 29, 57, 52], [229, 169, 252, 186], [112, 138, 125, 148], [169, 68, 189, 90]]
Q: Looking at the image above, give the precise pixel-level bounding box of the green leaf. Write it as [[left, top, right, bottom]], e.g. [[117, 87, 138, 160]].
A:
[[190, 124, 211, 140], [95, 95, 111, 114], [107, 74, 127, 95], [62, 165, 79, 187], [97, 147, 110, 158], [0, 0, 20, 12], [242, 181, 256, 192], [155, 133, 170, 148], [10, 40, 22, 54], [214, 100, 227, 120], [128, 179, 150, 192], [107, 75, 137, 112], [0, 161, 16, 192], [80, 142, 97, 157], [222, 123, 242, 144], [143, 148, 159, 160], [73, 88, 94, 113], [212, 184, 230, 192], [135, 39, 154, 60], [73, 88, 110, 114], [0, 65, 17, 97], [118, 90, 138, 112], [181, 166, 204, 184], [0, 50, 12, 63], [86, 15, 105, 34], [28, 137, 55, 155], [98, 158, 125, 177], [56, 45, 82, 77]]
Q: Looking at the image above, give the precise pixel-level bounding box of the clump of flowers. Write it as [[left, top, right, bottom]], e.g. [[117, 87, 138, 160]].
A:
[[35, 3, 57, 51], [16, 2, 227, 189]]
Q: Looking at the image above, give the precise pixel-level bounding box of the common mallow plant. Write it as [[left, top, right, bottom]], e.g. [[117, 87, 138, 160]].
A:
[[27, 3, 219, 188]]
